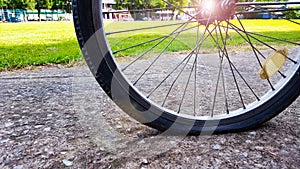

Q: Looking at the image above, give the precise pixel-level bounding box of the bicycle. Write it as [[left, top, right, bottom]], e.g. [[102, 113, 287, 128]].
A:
[[72, 0, 300, 134]]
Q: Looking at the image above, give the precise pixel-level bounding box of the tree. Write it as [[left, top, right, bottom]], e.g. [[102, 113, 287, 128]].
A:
[[36, 0, 52, 21], [6, 0, 23, 9], [144, 0, 166, 8], [0, 0, 8, 9], [61, 0, 72, 13], [114, 0, 167, 10], [166, 0, 188, 19], [0, 0, 8, 21], [0, 0, 35, 10], [24, 0, 36, 10]]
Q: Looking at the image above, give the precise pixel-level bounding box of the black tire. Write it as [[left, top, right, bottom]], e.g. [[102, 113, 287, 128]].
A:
[[72, 0, 300, 134]]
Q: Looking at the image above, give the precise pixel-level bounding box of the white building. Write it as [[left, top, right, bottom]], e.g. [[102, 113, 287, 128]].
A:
[[102, 0, 116, 12]]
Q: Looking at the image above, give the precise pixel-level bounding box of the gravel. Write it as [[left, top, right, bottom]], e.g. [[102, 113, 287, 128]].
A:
[[0, 62, 299, 168]]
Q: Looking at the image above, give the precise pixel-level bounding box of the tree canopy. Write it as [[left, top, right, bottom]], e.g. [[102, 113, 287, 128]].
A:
[[0, 0, 71, 11], [114, 0, 189, 10], [0, 0, 292, 10]]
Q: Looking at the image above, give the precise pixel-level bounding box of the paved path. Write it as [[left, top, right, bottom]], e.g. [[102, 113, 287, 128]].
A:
[[0, 65, 299, 168]]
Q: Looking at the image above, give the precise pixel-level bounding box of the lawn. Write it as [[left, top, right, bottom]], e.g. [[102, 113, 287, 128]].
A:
[[0, 22, 80, 71], [0, 20, 299, 71], [106, 20, 300, 57]]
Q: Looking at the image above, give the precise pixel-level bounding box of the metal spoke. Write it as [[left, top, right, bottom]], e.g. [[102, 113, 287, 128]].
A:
[[227, 22, 298, 64], [100, 1, 300, 118], [285, 19, 300, 26], [234, 16, 275, 91], [236, 8, 300, 15], [212, 21, 229, 114], [161, 0, 206, 23], [230, 25, 300, 47], [236, 2, 300, 6], [162, 52, 194, 107], [209, 21, 228, 116], [216, 21, 230, 114], [161, 7, 213, 110], [160, 1, 300, 9], [206, 22, 260, 101], [146, 53, 191, 98], [113, 25, 198, 55], [226, 22, 287, 78], [211, 51, 225, 117], [162, 22, 215, 107], [217, 21, 246, 109], [149, 25, 216, 99], [133, 21, 192, 85], [248, 31, 300, 46], [194, 23, 200, 116], [228, 60, 260, 101], [106, 21, 197, 35], [178, 55, 197, 114], [221, 62, 229, 114], [122, 18, 194, 72]]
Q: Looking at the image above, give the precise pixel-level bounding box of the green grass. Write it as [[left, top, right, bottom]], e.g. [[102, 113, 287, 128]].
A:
[[106, 20, 300, 56], [0, 22, 81, 71], [0, 20, 299, 71]]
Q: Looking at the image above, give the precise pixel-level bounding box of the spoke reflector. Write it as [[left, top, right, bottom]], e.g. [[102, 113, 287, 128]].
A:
[[259, 48, 288, 80]]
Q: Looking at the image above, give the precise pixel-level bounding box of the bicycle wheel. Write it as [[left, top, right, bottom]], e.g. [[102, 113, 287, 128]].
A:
[[72, 0, 300, 134]]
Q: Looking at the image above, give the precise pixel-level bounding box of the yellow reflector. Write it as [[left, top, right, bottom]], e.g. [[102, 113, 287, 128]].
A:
[[259, 48, 288, 80]]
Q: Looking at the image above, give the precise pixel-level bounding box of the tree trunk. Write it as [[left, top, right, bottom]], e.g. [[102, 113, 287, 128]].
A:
[[1, 7, 3, 22], [38, 8, 41, 21], [147, 11, 150, 21]]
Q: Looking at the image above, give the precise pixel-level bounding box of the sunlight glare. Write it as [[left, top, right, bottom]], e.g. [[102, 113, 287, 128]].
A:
[[203, 0, 216, 12]]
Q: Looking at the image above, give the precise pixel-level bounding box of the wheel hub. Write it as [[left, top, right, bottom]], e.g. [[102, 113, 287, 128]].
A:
[[197, 0, 237, 25]]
